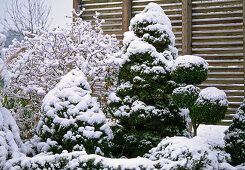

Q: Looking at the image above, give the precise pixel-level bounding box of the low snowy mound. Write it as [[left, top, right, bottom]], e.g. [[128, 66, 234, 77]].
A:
[[191, 87, 228, 124], [171, 55, 208, 85], [37, 69, 113, 156], [5, 151, 158, 169], [224, 100, 245, 166], [172, 85, 200, 109], [145, 136, 232, 169], [0, 107, 25, 168]]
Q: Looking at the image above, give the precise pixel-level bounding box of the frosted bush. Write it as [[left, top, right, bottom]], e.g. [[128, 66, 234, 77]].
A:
[[172, 85, 200, 109], [0, 107, 26, 169], [108, 3, 187, 158], [145, 136, 231, 169], [191, 87, 228, 124], [5, 12, 119, 139], [171, 55, 208, 85], [37, 69, 113, 156], [224, 100, 245, 166], [0, 34, 26, 168]]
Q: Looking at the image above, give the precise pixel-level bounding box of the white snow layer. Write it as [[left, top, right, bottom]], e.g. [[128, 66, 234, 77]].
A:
[[129, 2, 172, 31], [0, 107, 26, 167], [173, 55, 209, 70], [39, 69, 113, 153], [199, 87, 228, 106]]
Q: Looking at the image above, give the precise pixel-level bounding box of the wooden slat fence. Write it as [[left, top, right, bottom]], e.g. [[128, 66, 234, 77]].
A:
[[75, 0, 245, 125]]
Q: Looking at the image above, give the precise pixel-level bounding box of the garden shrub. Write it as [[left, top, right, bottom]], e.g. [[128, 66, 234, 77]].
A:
[[145, 136, 225, 169], [171, 54, 228, 136], [37, 69, 113, 156], [191, 87, 228, 124], [171, 55, 208, 85], [108, 3, 188, 158], [0, 33, 26, 168], [190, 87, 228, 136], [172, 85, 200, 109], [5, 12, 119, 139], [224, 100, 245, 166]]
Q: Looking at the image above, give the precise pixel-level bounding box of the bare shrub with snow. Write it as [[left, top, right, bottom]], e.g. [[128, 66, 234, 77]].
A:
[[4, 12, 119, 139], [37, 69, 113, 156], [0, 33, 26, 168]]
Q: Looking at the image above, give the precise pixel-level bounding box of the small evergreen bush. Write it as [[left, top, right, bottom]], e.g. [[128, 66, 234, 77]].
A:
[[145, 136, 221, 169], [171, 55, 208, 85], [172, 85, 200, 109], [224, 100, 245, 166], [191, 87, 228, 125], [37, 69, 113, 156]]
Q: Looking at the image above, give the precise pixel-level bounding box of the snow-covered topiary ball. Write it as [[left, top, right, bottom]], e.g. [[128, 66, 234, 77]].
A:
[[224, 100, 245, 166], [171, 55, 208, 85], [172, 85, 200, 109], [37, 69, 113, 156], [145, 136, 221, 169], [190, 87, 228, 124]]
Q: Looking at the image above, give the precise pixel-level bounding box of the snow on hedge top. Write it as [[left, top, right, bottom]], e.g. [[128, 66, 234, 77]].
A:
[[198, 87, 228, 106], [173, 55, 208, 70], [129, 3, 172, 31], [146, 136, 222, 169]]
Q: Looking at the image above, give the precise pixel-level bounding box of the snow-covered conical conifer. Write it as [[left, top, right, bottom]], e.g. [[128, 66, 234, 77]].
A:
[[38, 69, 113, 156], [108, 3, 187, 158]]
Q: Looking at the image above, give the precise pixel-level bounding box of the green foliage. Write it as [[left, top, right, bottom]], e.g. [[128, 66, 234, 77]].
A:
[[224, 100, 245, 166], [111, 125, 162, 158], [145, 136, 223, 170], [37, 70, 113, 156], [108, 3, 187, 158], [190, 96, 227, 125], [172, 85, 200, 109], [2, 96, 38, 139], [171, 55, 208, 85], [131, 21, 172, 53]]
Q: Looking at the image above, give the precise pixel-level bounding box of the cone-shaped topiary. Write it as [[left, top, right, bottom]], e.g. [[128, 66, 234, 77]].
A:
[[171, 55, 208, 85], [108, 3, 187, 158], [37, 69, 113, 156], [224, 100, 245, 166]]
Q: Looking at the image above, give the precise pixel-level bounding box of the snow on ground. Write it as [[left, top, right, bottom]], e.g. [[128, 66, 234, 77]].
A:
[[197, 124, 228, 148]]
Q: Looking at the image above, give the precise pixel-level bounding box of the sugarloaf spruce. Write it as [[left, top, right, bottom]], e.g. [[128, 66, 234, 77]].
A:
[[108, 3, 188, 158]]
